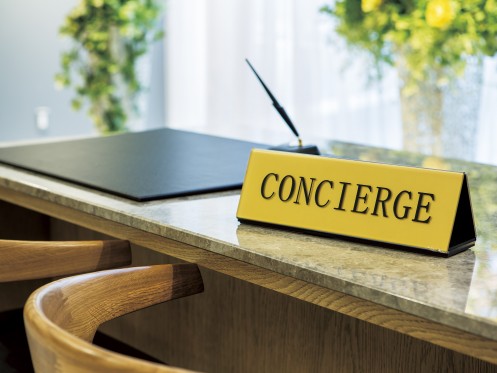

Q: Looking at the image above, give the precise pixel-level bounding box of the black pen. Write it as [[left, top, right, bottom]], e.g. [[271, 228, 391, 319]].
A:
[[245, 59, 303, 147]]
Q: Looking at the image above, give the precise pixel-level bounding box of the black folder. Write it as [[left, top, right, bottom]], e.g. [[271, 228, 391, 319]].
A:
[[0, 128, 268, 201]]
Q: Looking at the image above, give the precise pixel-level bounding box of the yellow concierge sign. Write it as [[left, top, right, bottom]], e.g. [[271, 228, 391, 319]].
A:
[[237, 149, 476, 256]]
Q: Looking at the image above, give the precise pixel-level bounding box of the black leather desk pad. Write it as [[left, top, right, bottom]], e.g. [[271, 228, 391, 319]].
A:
[[0, 128, 268, 201]]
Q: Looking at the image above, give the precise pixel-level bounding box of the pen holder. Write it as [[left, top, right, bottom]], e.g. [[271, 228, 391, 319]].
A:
[[269, 143, 320, 155]]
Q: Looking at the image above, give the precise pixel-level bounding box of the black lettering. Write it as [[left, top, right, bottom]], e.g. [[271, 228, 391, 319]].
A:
[[393, 190, 412, 220], [334, 182, 351, 211], [278, 175, 296, 202], [261, 173, 278, 200], [372, 186, 392, 217], [352, 184, 372, 214], [412, 192, 435, 224], [294, 177, 317, 205], [315, 180, 333, 208]]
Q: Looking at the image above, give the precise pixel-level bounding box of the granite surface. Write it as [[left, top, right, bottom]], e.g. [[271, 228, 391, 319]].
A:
[[0, 140, 496, 341]]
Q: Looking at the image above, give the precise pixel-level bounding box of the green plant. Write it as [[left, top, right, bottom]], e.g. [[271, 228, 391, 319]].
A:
[[320, 0, 497, 91], [55, 0, 163, 134]]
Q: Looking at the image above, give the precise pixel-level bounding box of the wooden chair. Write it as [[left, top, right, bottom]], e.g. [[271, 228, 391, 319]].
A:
[[0, 239, 132, 282], [0, 239, 132, 372], [24, 263, 204, 373]]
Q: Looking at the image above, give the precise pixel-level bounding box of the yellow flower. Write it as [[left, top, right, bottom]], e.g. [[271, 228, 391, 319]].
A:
[[426, 0, 456, 29], [361, 0, 382, 13]]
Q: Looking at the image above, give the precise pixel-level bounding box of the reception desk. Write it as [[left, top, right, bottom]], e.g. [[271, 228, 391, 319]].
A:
[[1, 139, 497, 372]]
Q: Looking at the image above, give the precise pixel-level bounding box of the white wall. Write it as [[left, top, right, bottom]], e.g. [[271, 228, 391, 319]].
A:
[[0, 0, 165, 142]]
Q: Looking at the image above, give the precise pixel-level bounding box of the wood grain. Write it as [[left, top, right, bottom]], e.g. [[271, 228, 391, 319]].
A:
[[98, 247, 497, 373], [0, 200, 131, 311], [24, 263, 204, 373], [2, 186, 497, 371], [0, 239, 131, 282]]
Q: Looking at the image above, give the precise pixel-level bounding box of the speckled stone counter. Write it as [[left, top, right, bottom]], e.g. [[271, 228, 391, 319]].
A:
[[0, 139, 496, 345]]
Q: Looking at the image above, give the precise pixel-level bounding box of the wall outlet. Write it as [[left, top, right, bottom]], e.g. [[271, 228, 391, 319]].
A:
[[35, 106, 50, 130]]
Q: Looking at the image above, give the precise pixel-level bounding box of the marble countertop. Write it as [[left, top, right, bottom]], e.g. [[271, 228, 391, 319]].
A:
[[0, 139, 496, 341]]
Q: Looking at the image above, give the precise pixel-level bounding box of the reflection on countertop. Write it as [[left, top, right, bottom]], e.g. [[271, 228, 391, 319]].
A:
[[0, 138, 496, 340], [325, 141, 497, 324]]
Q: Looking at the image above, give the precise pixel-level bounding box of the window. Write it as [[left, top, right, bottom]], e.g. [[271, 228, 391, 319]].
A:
[[164, 0, 497, 165]]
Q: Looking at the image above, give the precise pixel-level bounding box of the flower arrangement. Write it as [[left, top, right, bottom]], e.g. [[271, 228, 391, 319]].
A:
[[320, 0, 497, 91], [55, 0, 163, 134]]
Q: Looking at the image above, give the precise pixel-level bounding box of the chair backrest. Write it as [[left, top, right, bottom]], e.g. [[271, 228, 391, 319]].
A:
[[24, 263, 204, 373], [0, 239, 131, 282]]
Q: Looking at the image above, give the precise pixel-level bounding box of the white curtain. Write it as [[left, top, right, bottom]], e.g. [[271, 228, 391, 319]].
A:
[[164, 0, 497, 165]]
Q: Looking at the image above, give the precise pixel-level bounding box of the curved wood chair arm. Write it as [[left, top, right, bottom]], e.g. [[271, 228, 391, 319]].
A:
[[0, 239, 131, 282], [24, 263, 204, 373]]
